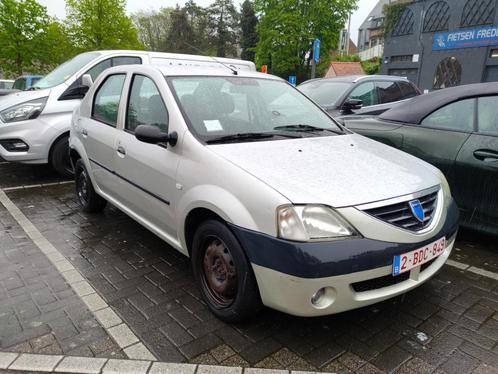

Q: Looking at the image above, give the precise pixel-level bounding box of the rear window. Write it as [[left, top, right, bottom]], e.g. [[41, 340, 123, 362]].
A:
[[376, 81, 403, 104], [398, 81, 418, 99]]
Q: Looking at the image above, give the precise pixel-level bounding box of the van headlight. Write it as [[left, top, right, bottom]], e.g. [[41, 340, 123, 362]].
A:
[[439, 172, 452, 198], [277, 205, 357, 241], [0, 97, 48, 123]]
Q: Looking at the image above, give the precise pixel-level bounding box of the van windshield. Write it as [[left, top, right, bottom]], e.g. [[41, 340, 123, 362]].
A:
[[34, 52, 101, 89], [168, 76, 344, 143]]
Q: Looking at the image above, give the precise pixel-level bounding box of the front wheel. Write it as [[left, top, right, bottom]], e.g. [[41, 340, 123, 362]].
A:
[[50, 135, 74, 177], [192, 220, 262, 323], [75, 159, 107, 213]]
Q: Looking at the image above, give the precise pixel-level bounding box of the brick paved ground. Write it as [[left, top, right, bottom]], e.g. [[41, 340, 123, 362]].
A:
[[3, 183, 497, 373], [0, 201, 123, 359], [0, 159, 69, 189]]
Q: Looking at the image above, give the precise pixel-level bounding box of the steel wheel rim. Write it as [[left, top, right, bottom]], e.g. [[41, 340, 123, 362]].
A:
[[77, 170, 89, 205], [200, 236, 237, 308]]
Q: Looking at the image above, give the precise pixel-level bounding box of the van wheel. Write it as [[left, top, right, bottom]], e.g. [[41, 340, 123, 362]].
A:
[[192, 220, 262, 323], [75, 159, 107, 213], [51, 135, 74, 177]]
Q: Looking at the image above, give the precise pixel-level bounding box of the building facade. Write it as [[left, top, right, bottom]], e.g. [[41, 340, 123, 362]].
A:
[[381, 0, 498, 90]]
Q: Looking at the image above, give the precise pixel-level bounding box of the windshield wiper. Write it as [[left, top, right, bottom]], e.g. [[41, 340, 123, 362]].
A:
[[273, 124, 341, 134], [206, 132, 300, 144]]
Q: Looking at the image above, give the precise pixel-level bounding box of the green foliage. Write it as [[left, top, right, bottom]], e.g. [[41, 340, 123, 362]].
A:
[[332, 54, 361, 62], [361, 58, 381, 75], [254, 0, 357, 80], [66, 0, 143, 51], [382, 2, 412, 36], [0, 0, 70, 76], [240, 0, 258, 62], [133, 8, 172, 51], [164, 6, 196, 54]]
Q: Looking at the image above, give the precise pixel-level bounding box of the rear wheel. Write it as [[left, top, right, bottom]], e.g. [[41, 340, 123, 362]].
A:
[[75, 159, 107, 213], [192, 219, 262, 322], [50, 135, 74, 177]]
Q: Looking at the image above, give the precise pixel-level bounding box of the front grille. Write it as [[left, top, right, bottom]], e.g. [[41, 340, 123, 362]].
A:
[[363, 190, 439, 232], [352, 272, 410, 292]]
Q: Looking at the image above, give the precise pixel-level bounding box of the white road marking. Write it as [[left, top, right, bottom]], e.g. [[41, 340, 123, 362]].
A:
[[445, 257, 498, 281], [0, 189, 157, 361], [1, 180, 74, 192]]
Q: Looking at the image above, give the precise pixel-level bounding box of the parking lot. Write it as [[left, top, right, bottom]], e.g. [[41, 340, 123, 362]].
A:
[[0, 160, 497, 373]]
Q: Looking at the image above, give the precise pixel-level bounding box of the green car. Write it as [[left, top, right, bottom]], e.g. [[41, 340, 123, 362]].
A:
[[344, 83, 498, 236]]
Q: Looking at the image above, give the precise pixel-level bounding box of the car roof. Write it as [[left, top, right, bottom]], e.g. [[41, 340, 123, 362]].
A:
[[104, 64, 282, 80], [379, 82, 498, 124], [299, 75, 409, 85]]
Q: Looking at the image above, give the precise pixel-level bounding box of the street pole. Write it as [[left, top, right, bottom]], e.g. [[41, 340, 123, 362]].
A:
[[346, 12, 351, 55], [311, 59, 316, 79]]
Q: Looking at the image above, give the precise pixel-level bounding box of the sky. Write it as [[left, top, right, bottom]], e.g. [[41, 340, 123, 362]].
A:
[[38, 0, 375, 46]]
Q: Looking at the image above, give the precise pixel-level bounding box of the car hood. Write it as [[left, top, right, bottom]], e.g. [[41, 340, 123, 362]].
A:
[[209, 134, 441, 208], [0, 89, 50, 109]]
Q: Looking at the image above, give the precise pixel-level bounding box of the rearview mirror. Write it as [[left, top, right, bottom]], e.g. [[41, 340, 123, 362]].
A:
[[81, 74, 93, 88], [135, 125, 178, 147], [341, 99, 363, 114]]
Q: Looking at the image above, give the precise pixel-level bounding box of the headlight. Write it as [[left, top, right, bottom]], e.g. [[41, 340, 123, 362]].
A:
[[0, 97, 48, 123], [439, 172, 452, 198], [277, 205, 357, 241]]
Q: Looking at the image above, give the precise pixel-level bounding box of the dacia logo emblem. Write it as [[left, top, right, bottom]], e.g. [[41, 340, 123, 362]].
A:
[[408, 199, 425, 223]]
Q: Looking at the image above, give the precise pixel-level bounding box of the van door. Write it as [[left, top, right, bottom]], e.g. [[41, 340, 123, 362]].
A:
[[79, 73, 127, 197], [113, 74, 180, 240]]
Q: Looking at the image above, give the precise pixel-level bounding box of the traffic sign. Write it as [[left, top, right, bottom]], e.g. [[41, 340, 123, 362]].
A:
[[313, 39, 321, 63], [288, 76, 297, 86]]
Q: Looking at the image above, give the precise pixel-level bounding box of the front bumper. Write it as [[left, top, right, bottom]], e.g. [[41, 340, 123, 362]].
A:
[[230, 198, 459, 317]]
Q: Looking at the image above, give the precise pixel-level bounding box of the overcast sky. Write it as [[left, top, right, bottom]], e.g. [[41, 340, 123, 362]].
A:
[[38, 0, 375, 45]]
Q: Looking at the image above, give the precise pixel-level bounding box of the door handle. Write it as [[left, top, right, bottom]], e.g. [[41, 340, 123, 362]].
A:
[[117, 146, 126, 156], [81, 129, 88, 136], [473, 150, 498, 162]]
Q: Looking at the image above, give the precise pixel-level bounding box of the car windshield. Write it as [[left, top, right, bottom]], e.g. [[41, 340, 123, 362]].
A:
[[34, 52, 101, 89], [298, 80, 352, 108], [168, 76, 344, 143]]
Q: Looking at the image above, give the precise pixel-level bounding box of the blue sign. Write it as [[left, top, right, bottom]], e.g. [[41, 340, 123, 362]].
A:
[[288, 75, 297, 86], [313, 39, 321, 63], [433, 25, 498, 50]]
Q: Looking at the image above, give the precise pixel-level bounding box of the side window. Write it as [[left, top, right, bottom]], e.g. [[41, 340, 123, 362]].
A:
[[92, 74, 126, 127], [348, 82, 378, 106], [86, 59, 112, 82], [85, 56, 142, 82], [398, 81, 418, 99], [477, 96, 498, 135], [421, 98, 475, 132], [376, 81, 403, 104], [126, 75, 168, 133]]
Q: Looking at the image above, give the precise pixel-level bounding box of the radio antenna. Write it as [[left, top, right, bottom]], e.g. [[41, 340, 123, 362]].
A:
[[181, 40, 238, 75]]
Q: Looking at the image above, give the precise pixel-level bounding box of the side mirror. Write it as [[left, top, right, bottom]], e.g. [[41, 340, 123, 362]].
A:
[[81, 74, 93, 88], [341, 99, 363, 114], [135, 125, 178, 147]]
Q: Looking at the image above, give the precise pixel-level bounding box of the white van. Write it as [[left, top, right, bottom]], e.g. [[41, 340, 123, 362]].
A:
[[0, 51, 255, 175]]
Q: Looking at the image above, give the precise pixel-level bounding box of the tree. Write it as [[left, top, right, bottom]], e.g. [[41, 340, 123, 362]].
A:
[[0, 0, 51, 76], [207, 0, 240, 57], [254, 0, 357, 79], [133, 8, 172, 51], [184, 0, 211, 54], [240, 0, 258, 61], [66, 0, 143, 51], [163, 6, 195, 53]]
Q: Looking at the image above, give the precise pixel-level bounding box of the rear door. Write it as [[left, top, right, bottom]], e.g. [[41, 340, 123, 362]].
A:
[[453, 96, 498, 230], [398, 98, 475, 182], [79, 73, 127, 196]]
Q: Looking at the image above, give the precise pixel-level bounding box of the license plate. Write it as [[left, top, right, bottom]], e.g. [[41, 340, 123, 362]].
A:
[[392, 237, 447, 276]]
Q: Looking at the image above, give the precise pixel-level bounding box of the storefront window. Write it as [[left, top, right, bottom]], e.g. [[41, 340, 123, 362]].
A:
[[433, 57, 462, 89], [461, 0, 495, 27], [423, 1, 450, 33]]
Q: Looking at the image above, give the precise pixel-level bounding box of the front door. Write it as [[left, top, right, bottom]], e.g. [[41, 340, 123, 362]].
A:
[[454, 96, 498, 232], [113, 74, 180, 241], [80, 73, 126, 196]]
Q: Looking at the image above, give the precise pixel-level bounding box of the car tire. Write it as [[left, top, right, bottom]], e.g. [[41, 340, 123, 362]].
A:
[[192, 219, 263, 323], [75, 159, 107, 213], [51, 135, 74, 177]]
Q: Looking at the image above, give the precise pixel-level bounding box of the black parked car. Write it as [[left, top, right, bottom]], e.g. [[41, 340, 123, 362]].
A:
[[344, 82, 498, 235], [297, 75, 421, 118]]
